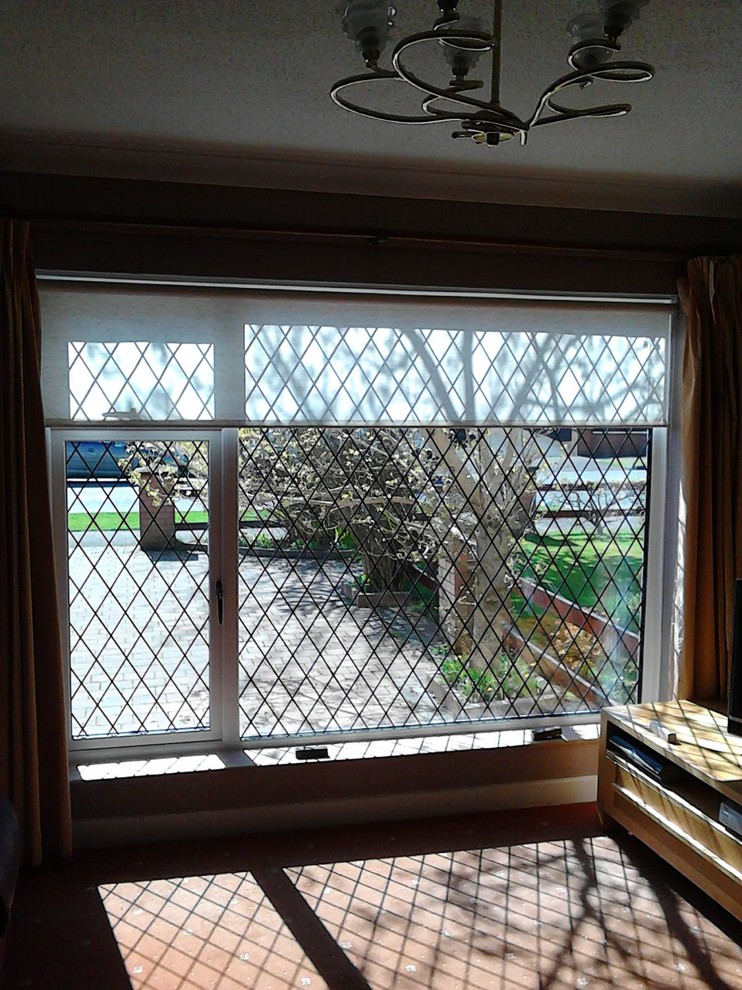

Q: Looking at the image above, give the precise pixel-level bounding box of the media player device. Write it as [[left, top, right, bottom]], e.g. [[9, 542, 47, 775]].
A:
[[719, 800, 742, 839], [607, 729, 680, 783]]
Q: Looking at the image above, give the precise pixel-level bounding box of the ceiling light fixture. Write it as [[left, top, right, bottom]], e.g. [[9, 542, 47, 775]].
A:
[[331, 0, 654, 146]]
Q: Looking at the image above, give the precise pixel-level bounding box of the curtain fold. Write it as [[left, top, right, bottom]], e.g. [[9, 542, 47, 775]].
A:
[[679, 255, 742, 701], [0, 219, 72, 864]]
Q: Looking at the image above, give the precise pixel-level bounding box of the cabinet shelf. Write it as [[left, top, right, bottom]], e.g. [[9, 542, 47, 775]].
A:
[[598, 701, 742, 923]]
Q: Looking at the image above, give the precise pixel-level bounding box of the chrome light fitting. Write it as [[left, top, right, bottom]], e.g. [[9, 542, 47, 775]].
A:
[[331, 0, 654, 146]]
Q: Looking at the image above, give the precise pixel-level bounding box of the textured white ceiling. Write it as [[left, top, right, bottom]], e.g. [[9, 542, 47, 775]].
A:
[[1, 0, 741, 215]]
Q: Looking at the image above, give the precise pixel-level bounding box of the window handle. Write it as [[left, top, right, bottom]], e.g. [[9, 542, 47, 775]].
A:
[[216, 579, 223, 625]]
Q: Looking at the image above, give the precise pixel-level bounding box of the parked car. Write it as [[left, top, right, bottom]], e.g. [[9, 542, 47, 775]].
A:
[[65, 441, 190, 481]]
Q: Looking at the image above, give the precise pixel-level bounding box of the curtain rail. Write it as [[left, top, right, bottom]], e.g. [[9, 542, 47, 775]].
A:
[[28, 216, 688, 264]]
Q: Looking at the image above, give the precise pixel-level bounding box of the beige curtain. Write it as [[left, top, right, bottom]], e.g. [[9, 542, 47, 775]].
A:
[[0, 219, 72, 864], [679, 256, 742, 702]]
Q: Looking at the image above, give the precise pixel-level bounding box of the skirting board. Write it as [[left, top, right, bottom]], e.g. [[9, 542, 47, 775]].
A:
[[73, 774, 598, 848]]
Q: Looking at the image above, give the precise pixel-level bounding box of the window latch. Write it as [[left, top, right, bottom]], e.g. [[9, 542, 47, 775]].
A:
[[216, 579, 223, 624]]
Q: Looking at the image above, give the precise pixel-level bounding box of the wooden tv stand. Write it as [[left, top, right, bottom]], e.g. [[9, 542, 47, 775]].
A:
[[598, 700, 742, 923]]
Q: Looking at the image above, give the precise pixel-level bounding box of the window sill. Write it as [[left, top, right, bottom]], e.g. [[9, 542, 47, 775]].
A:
[[70, 723, 601, 781], [68, 727, 601, 848]]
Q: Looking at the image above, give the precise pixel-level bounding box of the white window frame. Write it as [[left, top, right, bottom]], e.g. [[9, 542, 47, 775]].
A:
[[40, 279, 680, 764], [51, 426, 247, 760], [51, 423, 673, 762]]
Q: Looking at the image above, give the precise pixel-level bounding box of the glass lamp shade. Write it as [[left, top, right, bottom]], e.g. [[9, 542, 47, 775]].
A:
[[438, 16, 488, 79], [341, 0, 396, 68], [567, 12, 614, 69]]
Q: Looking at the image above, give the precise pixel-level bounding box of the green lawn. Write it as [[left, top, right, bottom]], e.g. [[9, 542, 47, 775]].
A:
[[516, 528, 644, 628], [65, 509, 645, 631], [67, 509, 209, 532], [67, 505, 278, 534]]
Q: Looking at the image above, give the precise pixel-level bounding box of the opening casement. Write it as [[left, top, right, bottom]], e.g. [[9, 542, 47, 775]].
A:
[[40, 281, 674, 757]]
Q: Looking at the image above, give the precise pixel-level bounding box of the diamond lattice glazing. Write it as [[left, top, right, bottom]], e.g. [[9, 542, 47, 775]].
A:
[[236, 426, 648, 742], [66, 439, 211, 738], [243, 324, 666, 425], [68, 341, 214, 421], [64, 428, 648, 744]]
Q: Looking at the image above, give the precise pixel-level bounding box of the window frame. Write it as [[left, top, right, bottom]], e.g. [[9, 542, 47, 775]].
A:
[[41, 281, 680, 764], [52, 423, 672, 763], [51, 426, 245, 759]]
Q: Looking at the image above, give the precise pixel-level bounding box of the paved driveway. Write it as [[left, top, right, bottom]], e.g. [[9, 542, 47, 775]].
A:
[[68, 537, 442, 741]]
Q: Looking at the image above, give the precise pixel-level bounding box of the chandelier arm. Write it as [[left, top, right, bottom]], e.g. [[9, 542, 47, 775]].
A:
[[421, 98, 524, 138], [331, 72, 467, 124], [585, 63, 654, 82], [528, 61, 654, 128], [417, 93, 515, 125], [533, 102, 632, 127], [391, 30, 525, 123], [420, 93, 488, 119], [542, 61, 655, 97], [545, 97, 630, 116], [421, 94, 459, 118]]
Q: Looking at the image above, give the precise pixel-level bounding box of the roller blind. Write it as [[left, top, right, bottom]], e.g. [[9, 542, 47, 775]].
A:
[[39, 282, 673, 427]]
